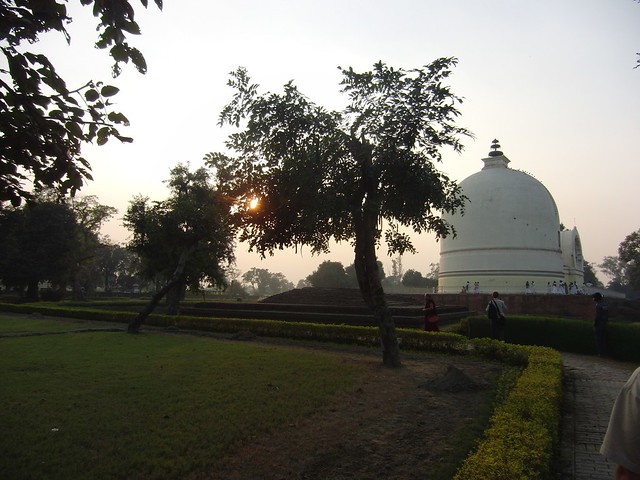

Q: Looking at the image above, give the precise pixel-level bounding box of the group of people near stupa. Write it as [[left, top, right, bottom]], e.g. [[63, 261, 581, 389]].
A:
[[456, 280, 587, 295], [544, 280, 585, 295]]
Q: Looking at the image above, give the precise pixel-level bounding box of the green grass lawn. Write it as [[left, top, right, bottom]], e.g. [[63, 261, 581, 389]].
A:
[[0, 312, 106, 333], [0, 330, 366, 480]]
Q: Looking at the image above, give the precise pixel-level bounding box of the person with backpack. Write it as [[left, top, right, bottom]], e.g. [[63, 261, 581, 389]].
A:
[[486, 291, 507, 341]]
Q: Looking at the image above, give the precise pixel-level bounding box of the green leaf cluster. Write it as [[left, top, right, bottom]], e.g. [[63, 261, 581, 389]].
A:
[[209, 61, 472, 365], [123, 164, 236, 297], [0, 193, 117, 298], [208, 60, 472, 258], [0, 0, 161, 206], [618, 229, 640, 291]]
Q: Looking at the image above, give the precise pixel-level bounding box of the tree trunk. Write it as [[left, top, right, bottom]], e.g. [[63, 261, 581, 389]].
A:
[[72, 272, 85, 301], [354, 226, 401, 368], [104, 270, 111, 293], [26, 280, 39, 301], [127, 278, 180, 333], [350, 136, 401, 368], [127, 246, 193, 333], [166, 279, 186, 315]]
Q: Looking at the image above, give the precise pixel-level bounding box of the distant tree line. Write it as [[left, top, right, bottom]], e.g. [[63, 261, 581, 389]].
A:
[[3, 185, 635, 304], [299, 260, 438, 291], [0, 191, 135, 300], [599, 229, 640, 298], [0, 190, 438, 302]]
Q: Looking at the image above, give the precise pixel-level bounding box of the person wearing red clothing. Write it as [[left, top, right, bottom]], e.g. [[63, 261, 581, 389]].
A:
[[423, 294, 439, 332]]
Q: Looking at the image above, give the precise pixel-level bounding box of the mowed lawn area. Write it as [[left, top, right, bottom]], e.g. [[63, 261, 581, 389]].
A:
[[0, 316, 367, 480]]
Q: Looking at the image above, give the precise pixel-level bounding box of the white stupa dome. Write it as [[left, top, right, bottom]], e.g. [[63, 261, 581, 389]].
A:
[[438, 140, 581, 294]]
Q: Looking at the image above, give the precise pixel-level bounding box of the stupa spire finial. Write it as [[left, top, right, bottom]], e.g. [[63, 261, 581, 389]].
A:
[[481, 139, 510, 170], [488, 139, 503, 157]]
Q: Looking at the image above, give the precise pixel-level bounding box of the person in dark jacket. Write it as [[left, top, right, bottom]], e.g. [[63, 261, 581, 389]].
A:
[[593, 292, 609, 356]]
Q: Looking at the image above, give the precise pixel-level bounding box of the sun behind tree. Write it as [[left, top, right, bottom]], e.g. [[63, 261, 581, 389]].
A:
[[206, 60, 471, 367]]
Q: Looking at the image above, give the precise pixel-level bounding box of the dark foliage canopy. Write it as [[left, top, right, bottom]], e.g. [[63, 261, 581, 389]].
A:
[[619, 229, 640, 290], [123, 164, 236, 294], [0, 200, 78, 293], [207, 60, 471, 259], [0, 192, 117, 298], [0, 0, 162, 206], [207, 60, 471, 366]]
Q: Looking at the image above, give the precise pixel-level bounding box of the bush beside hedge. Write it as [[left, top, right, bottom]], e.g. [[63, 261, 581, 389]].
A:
[[0, 302, 562, 480], [464, 314, 640, 362]]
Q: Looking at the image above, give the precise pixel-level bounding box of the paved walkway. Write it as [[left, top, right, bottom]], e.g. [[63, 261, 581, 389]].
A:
[[559, 353, 638, 480]]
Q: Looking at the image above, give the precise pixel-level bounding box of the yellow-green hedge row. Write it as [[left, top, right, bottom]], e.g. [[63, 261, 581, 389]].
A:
[[0, 302, 562, 479], [453, 345, 562, 480]]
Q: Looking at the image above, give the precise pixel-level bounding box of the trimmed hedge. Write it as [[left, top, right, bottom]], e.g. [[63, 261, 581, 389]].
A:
[[0, 302, 562, 480], [453, 345, 562, 480], [464, 314, 640, 362]]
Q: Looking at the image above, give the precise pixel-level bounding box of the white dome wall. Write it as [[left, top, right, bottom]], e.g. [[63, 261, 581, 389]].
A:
[[438, 148, 567, 293], [561, 227, 585, 286]]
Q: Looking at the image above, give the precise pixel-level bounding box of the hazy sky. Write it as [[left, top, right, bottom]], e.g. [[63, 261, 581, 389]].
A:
[[37, 0, 639, 284]]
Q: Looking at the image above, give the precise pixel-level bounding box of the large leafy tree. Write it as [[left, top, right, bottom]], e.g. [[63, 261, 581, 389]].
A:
[[96, 242, 151, 293], [241, 267, 293, 296], [0, 199, 78, 298], [345, 261, 384, 288], [401, 263, 438, 290], [96, 242, 130, 292], [0, 0, 162, 206], [124, 164, 236, 332], [401, 269, 429, 288], [0, 192, 116, 298], [599, 256, 628, 292], [599, 230, 640, 295], [582, 260, 603, 288], [67, 195, 117, 299], [619, 229, 640, 291], [207, 60, 470, 367], [307, 261, 351, 289]]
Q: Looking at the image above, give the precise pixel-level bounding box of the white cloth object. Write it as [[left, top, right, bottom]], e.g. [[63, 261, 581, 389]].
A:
[[601, 367, 640, 474]]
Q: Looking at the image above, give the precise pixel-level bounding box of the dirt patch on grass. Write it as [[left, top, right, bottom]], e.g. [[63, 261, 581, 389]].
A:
[[198, 347, 501, 480]]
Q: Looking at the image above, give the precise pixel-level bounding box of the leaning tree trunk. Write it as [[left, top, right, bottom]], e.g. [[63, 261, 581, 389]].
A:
[[127, 278, 181, 333], [71, 272, 85, 301], [354, 223, 401, 368], [166, 279, 187, 315], [127, 247, 193, 333], [26, 280, 39, 301], [350, 137, 401, 368]]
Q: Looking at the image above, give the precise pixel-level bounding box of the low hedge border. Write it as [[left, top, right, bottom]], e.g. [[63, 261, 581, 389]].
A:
[[464, 314, 640, 362], [0, 303, 562, 480], [452, 344, 562, 479]]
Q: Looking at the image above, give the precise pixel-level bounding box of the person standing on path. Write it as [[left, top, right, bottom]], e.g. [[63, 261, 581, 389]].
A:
[[600, 366, 640, 480], [593, 292, 609, 356], [486, 291, 507, 341]]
